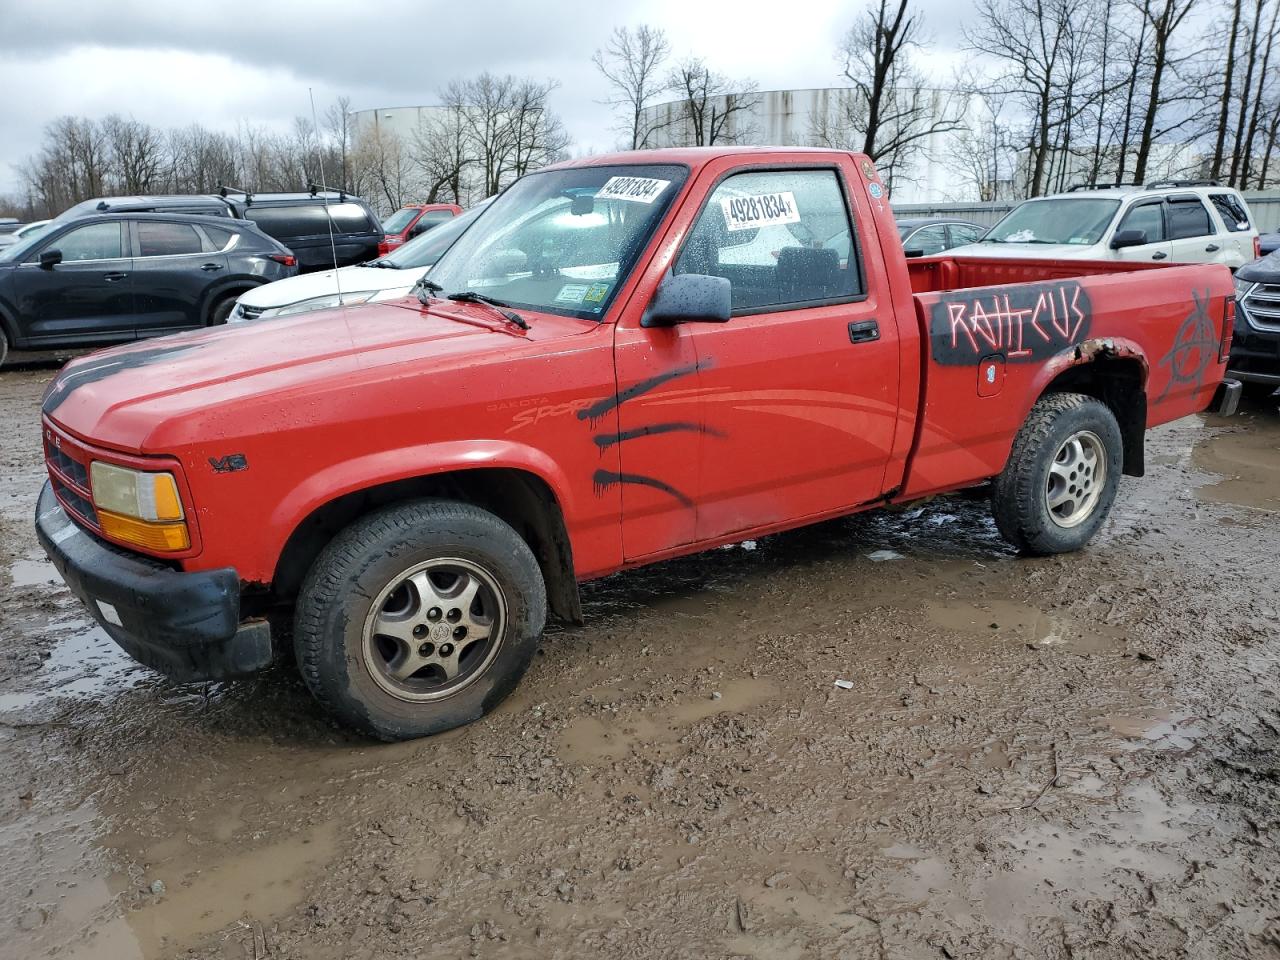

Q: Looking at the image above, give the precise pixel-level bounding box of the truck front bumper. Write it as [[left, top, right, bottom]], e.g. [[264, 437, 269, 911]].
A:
[[35, 481, 272, 682]]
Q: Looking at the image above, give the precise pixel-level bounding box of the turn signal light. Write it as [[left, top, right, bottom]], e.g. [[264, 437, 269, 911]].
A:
[[98, 511, 191, 552]]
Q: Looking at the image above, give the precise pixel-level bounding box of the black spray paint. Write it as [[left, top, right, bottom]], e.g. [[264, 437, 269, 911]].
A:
[[929, 280, 1092, 365]]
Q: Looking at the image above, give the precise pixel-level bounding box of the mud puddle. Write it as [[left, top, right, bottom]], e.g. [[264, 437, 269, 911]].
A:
[[0, 623, 145, 714], [1195, 404, 1280, 510]]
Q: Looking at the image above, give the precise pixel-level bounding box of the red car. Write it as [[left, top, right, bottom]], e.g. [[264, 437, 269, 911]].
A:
[[36, 147, 1240, 740], [377, 202, 463, 255]]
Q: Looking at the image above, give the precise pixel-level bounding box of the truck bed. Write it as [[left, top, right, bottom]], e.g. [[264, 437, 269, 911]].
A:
[[895, 256, 1233, 501], [906, 254, 1164, 295]]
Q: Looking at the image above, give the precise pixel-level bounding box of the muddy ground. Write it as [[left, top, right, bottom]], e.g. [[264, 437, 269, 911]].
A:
[[1, 364, 1278, 960]]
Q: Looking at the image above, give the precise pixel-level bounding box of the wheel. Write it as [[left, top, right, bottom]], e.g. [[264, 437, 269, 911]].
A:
[[208, 295, 237, 326], [991, 392, 1123, 555], [293, 499, 547, 740], [0, 328, 8, 369]]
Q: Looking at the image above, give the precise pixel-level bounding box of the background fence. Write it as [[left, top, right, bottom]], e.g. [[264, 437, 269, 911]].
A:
[[894, 191, 1280, 233]]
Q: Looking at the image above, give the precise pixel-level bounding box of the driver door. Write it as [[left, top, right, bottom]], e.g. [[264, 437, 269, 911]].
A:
[[1111, 200, 1172, 263], [15, 220, 135, 344]]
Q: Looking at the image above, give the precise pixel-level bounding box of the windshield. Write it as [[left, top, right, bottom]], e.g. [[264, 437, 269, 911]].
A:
[[382, 203, 488, 269], [984, 198, 1120, 245], [425, 164, 688, 319], [0, 228, 50, 262], [382, 207, 419, 234]]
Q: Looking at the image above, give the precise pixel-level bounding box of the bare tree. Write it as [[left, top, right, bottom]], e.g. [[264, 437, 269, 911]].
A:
[[411, 106, 474, 203], [593, 25, 671, 149], [325, 95, 354, 192], [353, 125, 412, 210], [833, 0, 965, 173], [665, 57, 760, 146], [1130, 0, 1199, 183]]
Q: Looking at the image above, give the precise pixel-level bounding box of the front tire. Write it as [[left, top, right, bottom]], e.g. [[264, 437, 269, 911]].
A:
[[0, 328, 8, 369], [294, 500, 547, 741], [992, 392, 1123, 555]]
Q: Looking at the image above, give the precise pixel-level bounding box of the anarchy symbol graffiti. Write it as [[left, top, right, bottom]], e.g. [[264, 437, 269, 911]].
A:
[[1156, 288, 1219, 402]]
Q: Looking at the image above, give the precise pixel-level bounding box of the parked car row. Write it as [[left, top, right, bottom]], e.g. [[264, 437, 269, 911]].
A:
[[0, 188, 467, 365], [1, 175, 1276, 395]]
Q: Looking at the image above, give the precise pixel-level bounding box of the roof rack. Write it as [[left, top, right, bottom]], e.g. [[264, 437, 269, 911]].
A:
[[307, 181, 348, 202], [1144, 179, 1220, 189], [1066, 181, 1141, 192], [217, 184, 253, 205]]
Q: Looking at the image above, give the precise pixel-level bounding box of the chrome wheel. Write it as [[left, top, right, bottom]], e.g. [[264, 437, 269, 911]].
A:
[[1045, 429, 1106, 528], [361, 558, 506, 702]]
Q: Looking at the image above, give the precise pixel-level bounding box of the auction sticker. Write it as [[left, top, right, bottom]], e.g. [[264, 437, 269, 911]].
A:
[[554, 284, 590, 304], [720, 192, 801, 231], [596, 176, 671, 204]]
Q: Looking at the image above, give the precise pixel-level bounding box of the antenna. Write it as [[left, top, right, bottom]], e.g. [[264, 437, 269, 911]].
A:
[[309, 88, 343, 303]]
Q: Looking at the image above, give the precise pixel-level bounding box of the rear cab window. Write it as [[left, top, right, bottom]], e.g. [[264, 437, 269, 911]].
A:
[[674, 168, 862, 313]]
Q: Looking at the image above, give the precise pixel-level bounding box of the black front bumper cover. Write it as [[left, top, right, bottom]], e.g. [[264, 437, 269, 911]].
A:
[[35, 481, 272, 682]]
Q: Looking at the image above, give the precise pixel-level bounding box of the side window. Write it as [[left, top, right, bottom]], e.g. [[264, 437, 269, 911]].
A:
[[244, 205, 330, 239], [1166, 198, 1213, 239], [674, 169, 861, 312], [197, 225, 235, 252], [904, 224, 948, 256], [1209, 193, 1251, 232], [46, 221, 124, 261], [326, 202, 378, 234], [1117, 202, 1165, 243], [948, 224, 982, 246], [136, 221, 204, 257]]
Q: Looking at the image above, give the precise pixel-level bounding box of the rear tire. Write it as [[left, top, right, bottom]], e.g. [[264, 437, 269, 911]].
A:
[[208, 295, 237, 326], [992, 392, 1123, 555], [293, 499, 546, 741], [0, 328, 8, 369]]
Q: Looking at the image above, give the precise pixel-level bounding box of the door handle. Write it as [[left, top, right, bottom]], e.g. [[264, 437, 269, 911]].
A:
[[848, 320, 880, 343], [1151, 251, 1168, 260], [200, 262, 224, 271], [1206, 243, 1220, 252], [103, 272, 128, 282]]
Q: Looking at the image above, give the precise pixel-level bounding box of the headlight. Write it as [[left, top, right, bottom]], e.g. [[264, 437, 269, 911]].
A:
[[89, 462, 189, 551], [1233, 276, 1256, 301], [260, 291, 375, 319]]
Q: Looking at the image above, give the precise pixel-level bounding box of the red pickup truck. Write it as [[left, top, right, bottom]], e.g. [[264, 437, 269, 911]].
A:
[[35, 147, 1241, 740]]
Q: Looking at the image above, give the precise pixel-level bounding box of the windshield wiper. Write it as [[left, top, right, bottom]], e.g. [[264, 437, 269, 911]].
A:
[[978, 237, 1006, 243], [446, 291, 530, 330], [414, 277, 443, 305], [368, 259, 396, 268]]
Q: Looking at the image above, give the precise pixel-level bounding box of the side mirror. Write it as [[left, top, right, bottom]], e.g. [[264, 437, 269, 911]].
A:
[[39, 249, 62, 269], [642, 273, 732, 327], [1110, 229, 1148, 250], [904, 248, 925, 258]]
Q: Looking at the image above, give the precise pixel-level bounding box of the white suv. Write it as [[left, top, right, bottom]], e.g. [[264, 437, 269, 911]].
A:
[[948, 182, 1259, 269]]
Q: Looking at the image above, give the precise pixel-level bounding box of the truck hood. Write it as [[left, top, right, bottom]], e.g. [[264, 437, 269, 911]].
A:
[[945, 242, 1105, 260], [42, 300, 588, 451], [236, 263, 431, 309]]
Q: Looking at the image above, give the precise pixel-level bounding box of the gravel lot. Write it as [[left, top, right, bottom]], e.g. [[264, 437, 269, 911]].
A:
[[1, 363, 1278, 960]]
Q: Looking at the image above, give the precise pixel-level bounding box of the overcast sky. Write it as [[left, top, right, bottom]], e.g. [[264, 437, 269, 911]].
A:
[[0, 0, 969, 196]]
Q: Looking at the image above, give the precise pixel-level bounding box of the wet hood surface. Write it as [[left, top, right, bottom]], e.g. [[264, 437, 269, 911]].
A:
[[42, 300, 582, 451]]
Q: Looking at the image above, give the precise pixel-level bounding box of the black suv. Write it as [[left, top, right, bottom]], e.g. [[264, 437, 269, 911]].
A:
[[53, 189, 385, 273], [1232, 255, 1280, 397], [0, 213, 298, 365]]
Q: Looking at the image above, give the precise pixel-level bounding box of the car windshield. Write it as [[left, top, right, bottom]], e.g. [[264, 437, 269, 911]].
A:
[[984, 198, 1120, 245], [382, 208, 419, 234], [425, 164, 688, 319], [0, 230, 48, 262], [381, 203, 488, 269]]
